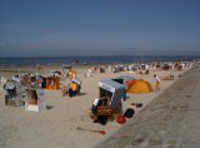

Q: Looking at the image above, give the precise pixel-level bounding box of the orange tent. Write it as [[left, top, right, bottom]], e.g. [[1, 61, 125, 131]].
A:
[[127, 79, 153, 94]]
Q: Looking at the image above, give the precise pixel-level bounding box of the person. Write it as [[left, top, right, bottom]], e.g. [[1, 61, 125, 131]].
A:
[[154, 74, 161, 91], [86, 68, 92, 78], [62, 85, 68, 96], [69, 71, 76, 80], [91, 98, 100, 114], [69, 82, 78, 97]]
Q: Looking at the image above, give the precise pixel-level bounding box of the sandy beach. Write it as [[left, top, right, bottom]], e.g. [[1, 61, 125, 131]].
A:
[[0, 64, 189, 148], [96, 66, 200, 148], [1, 0, 200, 147]]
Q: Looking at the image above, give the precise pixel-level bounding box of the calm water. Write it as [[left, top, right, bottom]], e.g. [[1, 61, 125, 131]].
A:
[[0, 56, 199, 66]]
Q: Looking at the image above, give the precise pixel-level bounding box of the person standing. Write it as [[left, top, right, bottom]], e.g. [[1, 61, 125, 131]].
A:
[[154, 74, 161, 91]]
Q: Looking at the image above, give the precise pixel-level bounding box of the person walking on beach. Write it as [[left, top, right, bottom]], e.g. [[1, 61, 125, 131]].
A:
[[154, 74, 161, 91]]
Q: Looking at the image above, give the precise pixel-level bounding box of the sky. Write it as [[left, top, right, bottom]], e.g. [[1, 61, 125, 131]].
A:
[[0, 0, 200, 57]]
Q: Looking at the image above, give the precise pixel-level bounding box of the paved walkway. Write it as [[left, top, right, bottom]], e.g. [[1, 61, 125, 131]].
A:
[[96, 68, 200, 148]]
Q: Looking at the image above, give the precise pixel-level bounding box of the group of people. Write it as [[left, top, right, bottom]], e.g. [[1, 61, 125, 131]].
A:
[[62, 71, 81, 97], [69, 81, 78, 97], [62, 80, 81, 97]]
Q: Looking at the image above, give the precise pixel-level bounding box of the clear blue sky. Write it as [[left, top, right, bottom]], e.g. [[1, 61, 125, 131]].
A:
[[0, 0, 200, 57]]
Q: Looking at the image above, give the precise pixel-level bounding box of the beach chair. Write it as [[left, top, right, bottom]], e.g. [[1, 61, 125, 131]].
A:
[[25, 89, 46, 112], [4, 81, 25, 107]]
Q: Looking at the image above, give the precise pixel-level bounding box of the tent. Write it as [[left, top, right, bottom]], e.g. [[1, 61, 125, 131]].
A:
[[127, 79, 153, 94]]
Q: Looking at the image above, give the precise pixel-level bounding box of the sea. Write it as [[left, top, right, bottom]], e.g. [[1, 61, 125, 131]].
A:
[[0, 56, 199, 67]]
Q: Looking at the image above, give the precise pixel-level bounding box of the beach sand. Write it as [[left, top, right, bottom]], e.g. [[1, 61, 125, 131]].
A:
[[0, 66, 187, 148], [96, 67, 200, 148]]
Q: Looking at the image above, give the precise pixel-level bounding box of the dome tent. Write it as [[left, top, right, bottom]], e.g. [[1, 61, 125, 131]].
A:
[[127, 79, 153, 94]]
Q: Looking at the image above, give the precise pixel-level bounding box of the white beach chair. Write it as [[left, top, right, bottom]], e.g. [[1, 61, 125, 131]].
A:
[[25, 89, 46, 112]]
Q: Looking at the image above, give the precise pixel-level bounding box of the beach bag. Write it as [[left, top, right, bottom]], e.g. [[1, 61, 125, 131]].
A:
[[117, 115, 126, 124]]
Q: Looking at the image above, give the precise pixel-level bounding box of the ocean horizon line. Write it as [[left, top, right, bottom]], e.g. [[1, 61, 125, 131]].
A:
[[0, 55, 200, 59]]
